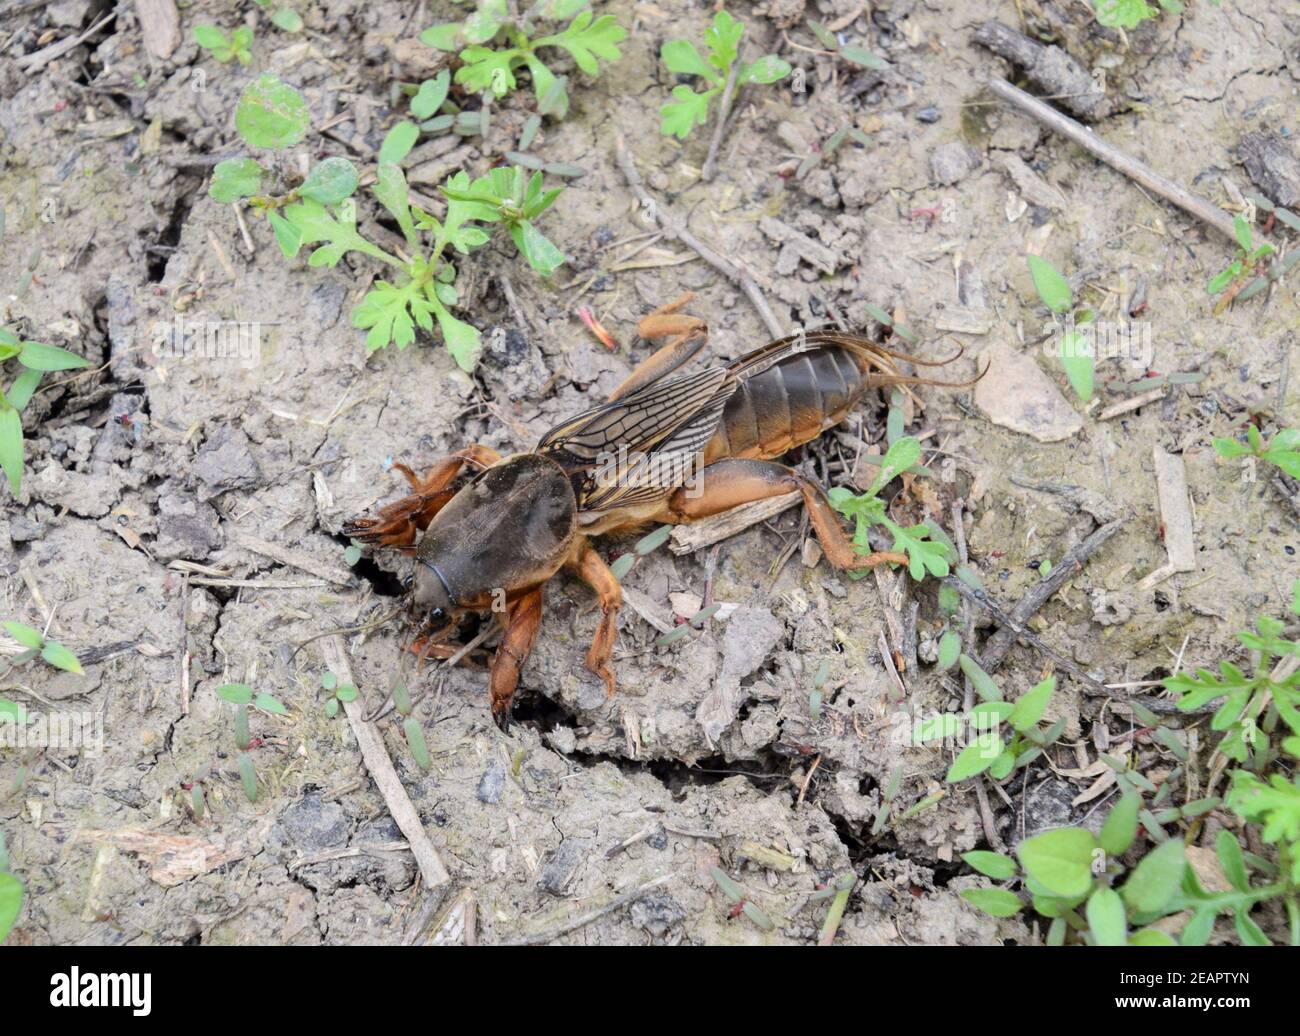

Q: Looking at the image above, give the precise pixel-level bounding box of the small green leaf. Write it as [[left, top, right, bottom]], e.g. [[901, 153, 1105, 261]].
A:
[[1233, 213, 1253, 252], [40, 641, 83, 675], [1093, 0, 1158, 30], [298, 157, 358, 205], [946, 731, 1004, 782], [959, 653, 1002, 702], [1086, 886, 1127, 946], [209, 157, 264, 203], [216, 683, 254, 705], [839, 46, 886, 70], [0, 872, 23, 944], [962, 850, 1018, 879], [1120, 838, 1185, 915], [336, 684, 358, 703], [193, 25, 229, 51], [662, 39, 718, 82], [320, 671, 337, 691], [236, 74, 310, 150], [1008, 676, 1055, 732], [3, 622, 43, 650], [1128, 927, 1177, 946], [1058, 330, 1095, 403], [0, 406, 23, 494], [739, 55, 791, 84], [937, 630, 961, 670], [378, 121, 419, 166], [271, 7, 303, 32], [1017, 827, 1097, 899], [419, 23, 462, 51], [1215, 830, 1250, 892], [254, 692, 287, 715], [410, 71, 451, 119], [960, 887, 1023, 917], [1100, 793, 1140, 857], [1027, 255, 1072, 313]]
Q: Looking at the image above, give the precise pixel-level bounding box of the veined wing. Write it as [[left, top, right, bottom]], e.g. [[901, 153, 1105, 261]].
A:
[[538, 365, 736, 513]]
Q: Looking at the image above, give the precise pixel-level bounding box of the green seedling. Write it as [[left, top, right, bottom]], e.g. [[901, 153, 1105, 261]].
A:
[[0, 329, 90, 496], [0, 831, 20, 945], [915, 669, 1063, 783], [1092, 0, 1184, 29], [193, 24, 254, 65], [805, 19, 886, 70], [216, 683, 286, 802], [963, 792, 1295, 945], [1208, 213, 1277, 311], [1027, 255, 1094, 403], [421, 0, 625, 118], [660, 10, 791, 140], [389, 680, 431, 769], [208, 75, 564, 367], [829, 436, 955, 582], [319, 671, 358, 718], [1213, 425, 1300, 480], [1163, 583, 1300, 767], [253, 0, 303, 32], [815, 872, 857, 945], [709, 865, 774, 930], [1, 621, 83, 676]]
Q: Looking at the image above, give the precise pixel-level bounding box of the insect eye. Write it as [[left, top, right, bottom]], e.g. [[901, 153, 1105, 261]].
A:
[[430, 607, 445, 621]]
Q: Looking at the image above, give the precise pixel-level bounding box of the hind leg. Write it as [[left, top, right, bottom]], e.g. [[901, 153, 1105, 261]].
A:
[[659, 459, 907, 571], [342, 444, 501, 550]]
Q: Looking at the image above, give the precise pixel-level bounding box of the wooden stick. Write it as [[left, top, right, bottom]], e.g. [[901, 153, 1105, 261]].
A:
[[668, 491, 801, 554], [502, 874, 672, 946], [978, 518, 1125, 674], [319, 634, 450, 889], [615, 134, 785, 338], [987, 79, 1239, 243]]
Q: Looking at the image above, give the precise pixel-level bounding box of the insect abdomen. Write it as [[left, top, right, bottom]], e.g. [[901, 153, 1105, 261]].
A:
[[705, 346, 867, 463]]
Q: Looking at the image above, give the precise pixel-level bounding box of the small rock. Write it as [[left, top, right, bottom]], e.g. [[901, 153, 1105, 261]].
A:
[[275, 791, 349, 853], [538, 837, 590, 896], [306, 280, 347, 330], [930, 141, 981, 186], [192, 425, 262, 500], [476, 758, 506, 804], [973, 342, 1082, 443], [8, 514, 45, 542], [915, 105, 941, 123], [154, 483, 224, 561]]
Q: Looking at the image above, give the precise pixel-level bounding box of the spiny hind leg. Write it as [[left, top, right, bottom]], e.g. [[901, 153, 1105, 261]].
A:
[[566, 543, 622, 697], [489, 587, 544, 732], [660, 459, 907, 572], [341, 444, 501, 550], [608, 292, 709, 401]]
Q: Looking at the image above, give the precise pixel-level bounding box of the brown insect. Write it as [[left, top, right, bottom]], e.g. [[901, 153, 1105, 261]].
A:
[[342, 295, 976, 729]]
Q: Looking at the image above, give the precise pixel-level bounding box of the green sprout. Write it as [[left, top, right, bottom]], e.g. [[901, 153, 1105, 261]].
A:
[[1207, 213, 1277, 310], [193, 24, 254, 65], [390, 680, 430, 769], [216, 683, 287, 803], [1027, 255, 1094, 403], [805, 19, 886, 70], [421, 0, 625, 119], [253, 0, 303, 33], [828, 436, 955, 582], [320, 671, 358, 718], [1163, 585, 1300, 766], [1214, 425, 1300, 480], [2, 621, 84, 676], [0, 329, 90, 496], [915, 667, 1064, 783], [207, 75, 564, 368], [0, 832, 20, 945], [1092, 0, 1183, 30], [659, 10, 791, 140]]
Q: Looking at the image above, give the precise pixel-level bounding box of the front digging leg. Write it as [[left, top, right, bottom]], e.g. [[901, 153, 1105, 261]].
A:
[[342, 444, 501, 550], [488, 587, 545, 732]]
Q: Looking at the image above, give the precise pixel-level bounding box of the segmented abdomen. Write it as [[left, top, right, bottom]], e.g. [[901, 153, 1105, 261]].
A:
[[704, 346, 867, 464]]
